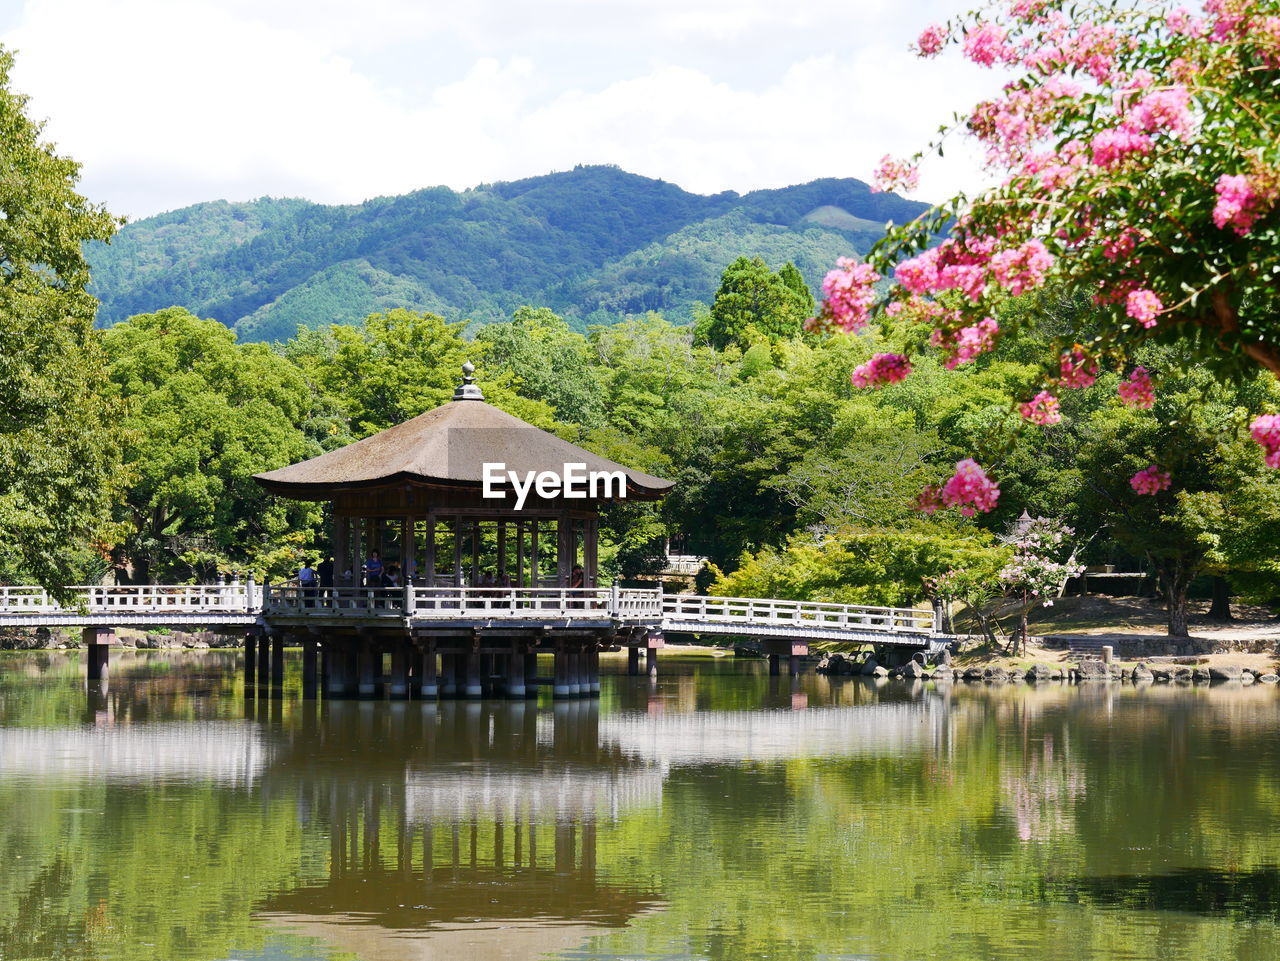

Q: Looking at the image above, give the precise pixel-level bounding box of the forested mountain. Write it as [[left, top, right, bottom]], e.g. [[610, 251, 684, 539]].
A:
[[85, 166, 928, 341]]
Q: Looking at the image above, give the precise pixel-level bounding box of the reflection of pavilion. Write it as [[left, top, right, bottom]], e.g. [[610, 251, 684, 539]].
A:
[[256, 700, 665, 961]]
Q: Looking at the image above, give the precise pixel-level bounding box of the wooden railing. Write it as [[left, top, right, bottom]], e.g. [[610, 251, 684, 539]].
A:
[[0, 583, 255, 615], [661, 594, 937, 634], [263, 585, 664, 619]]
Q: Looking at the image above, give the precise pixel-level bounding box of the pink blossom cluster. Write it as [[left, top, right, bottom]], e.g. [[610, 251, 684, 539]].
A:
[[1167, 6, 1207, 37], [915, 23, 947, 57], [1204, 0, 1249, 40], [1126, 289, 1163, 328], [816, 258, 881, 332], [963, 23, 1014, 67], [1117, 366, 1155, 408], [897, 239, 989, 300], [1019, 390, 1063, 425], [871, 155, 920, 194], [1059, 348, 1098, 388], [1213, 174, 1264, 236], [1130, 465, 1171, 494], [915, 485, 945, 514], [941, 459, 1001, 515], [989, 239, 1055, 295], [1249, 414, 1280, 468], [932, 317, 1001, 369], [1101, 227, 1140, 261], [851, 352, 912, 388], [970, 79, 1081, 166], [1024, 15, 1122, 83], [1089, 125, 1153, 167], [1126, 86, 1194, 139]]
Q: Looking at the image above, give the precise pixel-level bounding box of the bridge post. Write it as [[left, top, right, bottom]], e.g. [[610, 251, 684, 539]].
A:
[[568, 649, 582, 697], [243, 632, 257, 690], [325, 643, 346, 698], [506, 647, 526, 698], [257, 635, 272, 696], [768, 654, 780, 676], [553, 645, 571, 698], [270, 634, 285, 696], [358, 642, 379, 699], [524, 650, 539, 696], [463, 648, 483, 699], [439, 653, 457, 698], [302, 638, 318, 700], [589, 647, 601, 695], [627, 646, 639, 676], [645, 646, 658, 678], [789, 653, 802, 676], [83, 627, 113, 681]]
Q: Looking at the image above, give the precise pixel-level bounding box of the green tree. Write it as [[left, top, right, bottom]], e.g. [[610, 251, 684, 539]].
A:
[[698, 256, 810, 350], [103, 308, 321, 582], [0, 46, 122, 595]]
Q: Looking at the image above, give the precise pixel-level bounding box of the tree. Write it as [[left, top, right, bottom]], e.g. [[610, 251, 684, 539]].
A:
[[699, 256, 811, 350], [996, 516, 1081, 655], [103, 308, 322, 582], [813, 0, 1280, 506], [0, 46, 122, 595]]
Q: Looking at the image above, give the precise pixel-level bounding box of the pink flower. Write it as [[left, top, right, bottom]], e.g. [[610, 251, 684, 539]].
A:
[[814, 257, 881, 332], [915, 484, 945, 515], [963, 23, 1012, 67], [1059, 348, 1098, 388], [1213, 174, 1263, 236], [1250, 414, 1280, 468], [933, 317, 1000, 369], [941, 459, 1001, 515], [1130, 465, 1171, 495], [1127, 86, 1193, 138], [871, 155, 920, 194], [1118, 367, 1155, 408], [1167, 7, 1206, 36], [1126, 289, 1163, 328], [1020, 390, 1062, 425], [1090, 125, 1152, 167], [990, 239, 1054, 295], [915, 23, 947, 56], [851, 352, 912, 388]]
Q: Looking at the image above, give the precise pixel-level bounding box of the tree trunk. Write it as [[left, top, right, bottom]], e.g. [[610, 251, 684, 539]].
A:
[[1160, 566, 1194, 637], [1208, 575, 1233, 621]]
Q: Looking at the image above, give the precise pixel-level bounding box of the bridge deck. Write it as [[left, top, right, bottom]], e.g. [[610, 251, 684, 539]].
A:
[[0, 584, 939, 645]]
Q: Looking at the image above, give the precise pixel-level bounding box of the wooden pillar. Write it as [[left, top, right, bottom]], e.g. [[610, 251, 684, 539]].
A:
[[789, 653, 802, 676], [768, 653, 780, 676], [326, 644, 347, 698], [506, 647, 526, 698], [464, 648, 483, 699], [515, 520, 524, 588], [524, 650, 539, 697], [589, 647, 601, 695], [335, 516, 350, 587], [425, 515, 436, 585], [439, 652, 457, 698], [358, 642, 379, 699], [529, 522, 539, 588], [646, 646, 658, 678], [256, 635, 272, 694], [419, 646, 438, 699], [627, 645, 640, 676], [271, 634, 285, 696], [244, 632, 257, 689], [553, 646, 570, 698], [302, 638, 318, 700], [389, 645, 410, 700]]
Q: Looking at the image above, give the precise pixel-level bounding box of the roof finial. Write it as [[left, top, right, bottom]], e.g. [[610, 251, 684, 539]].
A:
[[453, 360, 484, 401]]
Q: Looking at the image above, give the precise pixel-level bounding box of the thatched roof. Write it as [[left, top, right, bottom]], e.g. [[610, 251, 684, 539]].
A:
[[254, 392, 673, 501]]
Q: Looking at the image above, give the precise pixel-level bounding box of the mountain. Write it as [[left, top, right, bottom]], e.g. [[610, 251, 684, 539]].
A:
[[85, 166, 930, 341]]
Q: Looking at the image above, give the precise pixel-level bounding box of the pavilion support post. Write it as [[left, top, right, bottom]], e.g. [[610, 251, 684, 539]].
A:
[[270, 634, 285, 697], [553, 645, 570, 698], [524, 650, 540, 697], [506, 647, 526, 699], [439, 653, 458, 699], [628, 645, 639, 676], [358, 642, 379, 699], [589, 647, 601, 695], [243, 632, 257, 690], [419, 646, 438, 699], [302, 638, 319, 700], [646, 646, 658, 678], [83, 627, 113, 682], [389, 644, 411, 700], [464, 648, 484, 699], [566, 649, 581, 697], [325, 644, 347, 699], [768, 653, 780, 676], [410, 648, 424, 699]]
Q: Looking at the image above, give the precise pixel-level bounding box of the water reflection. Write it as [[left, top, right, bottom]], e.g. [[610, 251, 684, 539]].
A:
[[3, 653, 1280, 961]]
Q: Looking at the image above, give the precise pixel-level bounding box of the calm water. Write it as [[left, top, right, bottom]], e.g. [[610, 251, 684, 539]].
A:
[[2, 652, 1280, 961]]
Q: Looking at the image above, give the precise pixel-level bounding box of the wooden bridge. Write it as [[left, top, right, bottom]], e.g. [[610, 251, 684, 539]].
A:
[[0, 582, 943, 695]]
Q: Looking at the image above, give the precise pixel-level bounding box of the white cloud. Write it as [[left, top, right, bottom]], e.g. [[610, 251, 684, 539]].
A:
[[2, 0, 1000, 218]]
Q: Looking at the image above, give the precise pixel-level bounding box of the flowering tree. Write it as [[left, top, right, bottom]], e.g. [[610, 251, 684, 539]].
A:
[[814, 0, 1280, 513], [997, 516, 1082, 654]]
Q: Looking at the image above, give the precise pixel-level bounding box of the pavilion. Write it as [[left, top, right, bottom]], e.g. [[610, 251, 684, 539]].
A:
[[251, 363, 674, 700]]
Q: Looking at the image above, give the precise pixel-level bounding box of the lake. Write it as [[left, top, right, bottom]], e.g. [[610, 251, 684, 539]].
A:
[[1, 651, 1278, 961]]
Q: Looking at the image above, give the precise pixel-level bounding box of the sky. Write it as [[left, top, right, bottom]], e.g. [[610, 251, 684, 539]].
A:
[[0, 0, 1001, 220]]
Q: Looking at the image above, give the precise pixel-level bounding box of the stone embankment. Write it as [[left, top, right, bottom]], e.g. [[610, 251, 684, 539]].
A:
[[0, 627, 239, 651], [815, 652, 1278, 684]]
